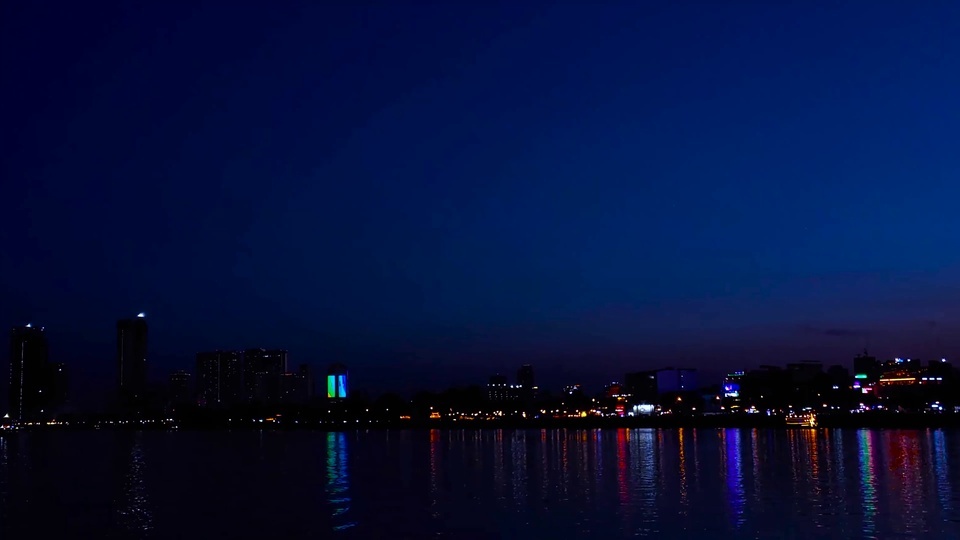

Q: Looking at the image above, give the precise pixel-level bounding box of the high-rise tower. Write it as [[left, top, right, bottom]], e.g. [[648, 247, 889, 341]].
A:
[[9, 324, 49, 422], [117, 313, 148, 409]]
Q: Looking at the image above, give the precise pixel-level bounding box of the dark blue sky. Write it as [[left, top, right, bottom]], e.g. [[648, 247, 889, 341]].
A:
[[3, 1, 960, 396]]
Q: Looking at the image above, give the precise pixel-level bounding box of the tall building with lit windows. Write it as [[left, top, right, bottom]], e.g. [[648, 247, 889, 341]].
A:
[[326, 363, 348, 399], [196, 351, 243, 407], [487, 374, 510, 402], [243, 348, 288, 404], [9, 324, 50, 422], [117, 314, 148, 409]]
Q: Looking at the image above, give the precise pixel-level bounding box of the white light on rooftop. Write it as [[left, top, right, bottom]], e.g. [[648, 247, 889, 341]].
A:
[[137, 312, 145, 318]]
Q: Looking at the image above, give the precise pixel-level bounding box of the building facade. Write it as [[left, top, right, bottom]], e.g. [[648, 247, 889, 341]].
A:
[[280, 364, 313, 404], [196, 351, 243, 407], [487, 374, 510, 402], [243, 349, 288, 404], [117, 314, 148, 409], [326, 363, 348, 399], [9, 324, 50, 422]]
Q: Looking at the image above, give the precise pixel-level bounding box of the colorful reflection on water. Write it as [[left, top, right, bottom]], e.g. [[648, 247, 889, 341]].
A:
[[858, 430, 878, 537], [0, 429, 958, 538], [326, 432, 354, 531]]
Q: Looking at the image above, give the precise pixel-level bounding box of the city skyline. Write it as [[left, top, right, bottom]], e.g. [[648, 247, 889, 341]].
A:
[[6, 313, 960, 414], [8, 311, 960, 432]]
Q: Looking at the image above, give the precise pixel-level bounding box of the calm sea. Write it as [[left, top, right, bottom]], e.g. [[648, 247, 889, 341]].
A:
[[1, 428, 959, 538]]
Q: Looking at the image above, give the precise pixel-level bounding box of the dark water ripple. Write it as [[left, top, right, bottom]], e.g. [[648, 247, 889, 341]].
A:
[[1, 428, 960, 538]]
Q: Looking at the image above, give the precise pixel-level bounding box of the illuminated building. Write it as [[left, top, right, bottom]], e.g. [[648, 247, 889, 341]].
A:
[[243, 349, 288, 404], [168, 370, 192, 405], [631, 403, 656, 415], [117, 314, 148, 409], [878, 358, 922, 387], [722, 371, 744, 408], [875, 357, 952, 388], [487, 374, 511, 402], [197, 351, 243, 407], [327, 363, 348, 399], [563, 384, 582, 396], [605, 381, 624, 398], [9, 324, 50, 422], [879, 373, 918, 386], [853, 350, 880, 384]]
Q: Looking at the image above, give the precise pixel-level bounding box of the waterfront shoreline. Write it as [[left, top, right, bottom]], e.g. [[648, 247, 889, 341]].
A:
[[8, 412, 960, 432]]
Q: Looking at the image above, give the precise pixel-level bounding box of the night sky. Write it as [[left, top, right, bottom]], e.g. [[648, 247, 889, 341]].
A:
[[3, 2, 960, 398]]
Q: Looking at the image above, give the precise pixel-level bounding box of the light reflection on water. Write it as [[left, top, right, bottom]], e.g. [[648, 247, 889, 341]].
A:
[[723, 428, 745, 528], [326, 432, 354, 531], [678, 428, 689, 515], [858, 430, 878, 538], [1, 429, 960, 538], [635, 428, 658, 536], [116, 435, 153, 536], [0, 437, 6, 524], [934, 429, 953, 517]]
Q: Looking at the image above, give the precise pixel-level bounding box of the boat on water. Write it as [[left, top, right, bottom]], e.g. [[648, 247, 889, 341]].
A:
[[785, 412, 817, 428]]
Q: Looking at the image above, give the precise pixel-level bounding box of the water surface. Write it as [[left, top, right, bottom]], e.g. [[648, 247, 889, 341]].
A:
[[2, 428, 959, 538]]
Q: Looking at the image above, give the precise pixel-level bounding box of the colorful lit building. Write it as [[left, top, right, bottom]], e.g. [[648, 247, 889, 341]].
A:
[[327, 363, 348, 399], [722, 371, 744, 409]]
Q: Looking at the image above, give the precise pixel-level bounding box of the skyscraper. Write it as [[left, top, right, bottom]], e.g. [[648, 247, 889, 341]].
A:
[[243, 349, 288, 404], [197, 351, 243, 407], [117, 314, 148, 409], [9, 324, 49, 422]]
